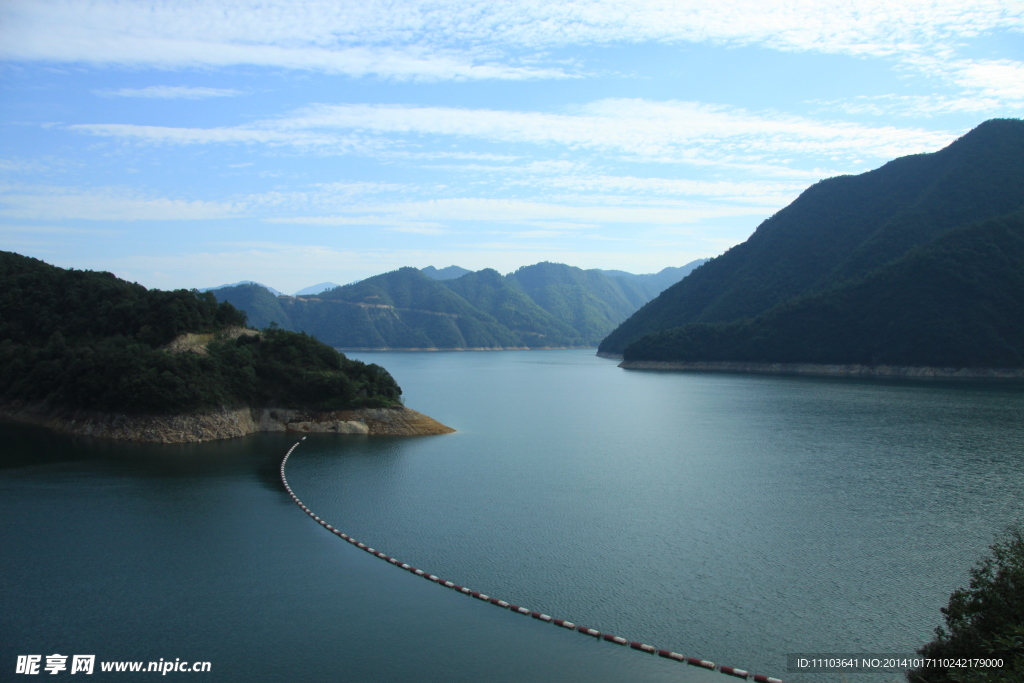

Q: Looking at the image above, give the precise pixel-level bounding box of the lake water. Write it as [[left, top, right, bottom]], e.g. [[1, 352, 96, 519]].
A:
[[3, 349, 1023, 682]]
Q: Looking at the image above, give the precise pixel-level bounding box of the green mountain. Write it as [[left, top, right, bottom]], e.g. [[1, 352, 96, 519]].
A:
[[213, 261, 700, 349], [600, 118, 1024, 356], [623, 211, 1024, 367], [0, 252, 402, 414], [310, 267, 521, 348], [506, 262, 651, 342], [441, 268, 584, 346], [421, 265, 472, 280], [213, 283, 294, 330]]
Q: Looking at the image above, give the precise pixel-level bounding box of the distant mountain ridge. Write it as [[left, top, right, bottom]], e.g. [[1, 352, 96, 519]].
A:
[[604, 118, 1024, 369], [421, 265, 473, 280], [294, 282, 340, 296], [599, 264, 709, 299], [213, 260, 707, 349], [199, 280, 284, 297]]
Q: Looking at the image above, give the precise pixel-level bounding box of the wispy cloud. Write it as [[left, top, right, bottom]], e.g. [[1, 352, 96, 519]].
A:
[[266, 215, 445, 231], [813, 57, 1024, 116], [936, 57, 1024, 109], [511, 174, 811, 204], [0, 223, 122, 235], [265, 197, 776, 229], [69, 98, 958, 170], [0, 185, 241, 221], [0, 14, 571, 81], [2, 0, 1019, 80], [96, 85, 242, 99]]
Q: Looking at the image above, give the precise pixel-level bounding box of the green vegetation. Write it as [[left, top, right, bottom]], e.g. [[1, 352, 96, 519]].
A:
[[212, 282, 294, 330], [623, 212, 1024, 367], [0, 252, 401, 414], [506, 262, 650, 343], [908, 527, 1024, 683], [601, 118, 1024, 357], [213, 261, 698, 349], [442, 268, 584, 346], [421, 265, 472, 280]]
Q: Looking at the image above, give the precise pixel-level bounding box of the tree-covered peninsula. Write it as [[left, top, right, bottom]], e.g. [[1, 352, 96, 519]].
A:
[[602, 118, 1024, 371], [0, 251, 403, 417]]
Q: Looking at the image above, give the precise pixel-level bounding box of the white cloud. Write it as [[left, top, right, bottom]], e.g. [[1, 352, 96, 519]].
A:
[[0, 158, 54, 173], [0, 8, 571, 81], [811, 57, 1024, 116], [97, 85, 242, 99], [266, 197, 775, 229], [0, 185, 241, 221], [69, 98, 959, 168], [0, 223, 122, 235], [1, 0, 1019, 79], [945, 58, 1024, 102], [241, 182, 417, 216], [267, 215, 445, 230], [513, 174, 809, 203]]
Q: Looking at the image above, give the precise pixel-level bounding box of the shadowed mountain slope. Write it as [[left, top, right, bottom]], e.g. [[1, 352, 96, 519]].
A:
[[623, 211, 1024, 368], [600, 118, 1024, 355]]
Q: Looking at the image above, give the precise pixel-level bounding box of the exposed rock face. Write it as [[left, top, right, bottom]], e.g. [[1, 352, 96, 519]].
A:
[[617, 360, 1024, 379], [257, 407, 454, 436], [0, 402, 453, 443], [162, 326, 260, 355]]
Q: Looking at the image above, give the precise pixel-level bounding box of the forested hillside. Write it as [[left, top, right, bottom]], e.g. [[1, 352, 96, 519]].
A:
[[600, 118, 1024, 356], [623, 211, 1024, 367], [211, 283, 294, 330], [0, 252, 402, 414], [213, 261, 702, 349]]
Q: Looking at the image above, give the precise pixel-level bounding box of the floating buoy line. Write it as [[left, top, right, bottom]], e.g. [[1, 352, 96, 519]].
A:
[[280, 439, 783, 683]]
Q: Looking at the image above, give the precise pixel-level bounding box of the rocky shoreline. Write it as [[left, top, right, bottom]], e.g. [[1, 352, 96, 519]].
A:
[[617, 359, 1024, 379], [0, 402, 454, 443], [337, 346, 596, 351]]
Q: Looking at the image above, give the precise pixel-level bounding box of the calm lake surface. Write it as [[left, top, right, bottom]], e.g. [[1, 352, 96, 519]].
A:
[[3, 349, 1024, 682]]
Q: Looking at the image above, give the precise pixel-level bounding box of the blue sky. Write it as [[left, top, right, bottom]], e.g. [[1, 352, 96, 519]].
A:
[[1, 1, 1022, 294]]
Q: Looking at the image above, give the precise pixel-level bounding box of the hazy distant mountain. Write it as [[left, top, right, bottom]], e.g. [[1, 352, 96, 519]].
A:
[[606, 118, 1024, 367], [212, 260, 707, 349], [600, 260, 709, 299], [200, 280, 283, 297], [421, 265, 472, 280], [294, 282, 340, 296]]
